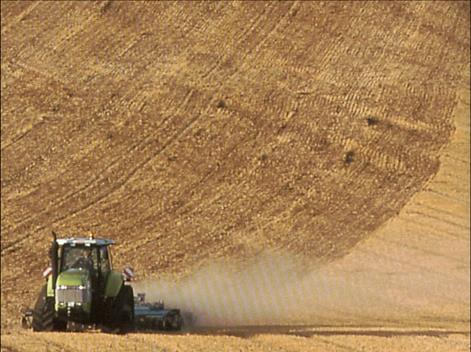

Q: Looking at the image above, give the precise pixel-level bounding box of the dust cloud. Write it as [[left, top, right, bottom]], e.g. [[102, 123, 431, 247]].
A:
[[130, 251, 430, 327]]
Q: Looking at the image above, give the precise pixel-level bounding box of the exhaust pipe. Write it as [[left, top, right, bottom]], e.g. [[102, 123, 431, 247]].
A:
[[50, 231, 59, 291]]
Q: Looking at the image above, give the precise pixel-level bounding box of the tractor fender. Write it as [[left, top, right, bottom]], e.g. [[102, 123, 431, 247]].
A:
[[104, 270, 124, 298]]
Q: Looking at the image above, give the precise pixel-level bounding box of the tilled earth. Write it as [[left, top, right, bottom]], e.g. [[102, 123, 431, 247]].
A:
[[1, 1, 469, 351], [1, 326, 470, 352]]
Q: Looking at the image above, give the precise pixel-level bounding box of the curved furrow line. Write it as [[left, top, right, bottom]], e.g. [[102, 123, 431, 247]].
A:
[[232, 3, 272, 46], [242, 22, 296, 74], [0, 118, 45, 152], [200, 4, 274, 82], [3, 88, 197, 240], [151, 152, 291, 248], [2, 77, 158, 226], [396, 216, 468, 241], [424, 188, 467, 204], [412, 202, 469, 221], [442, 154, 469, 165], [2, 104, 207, 254], [0, 1, 40, 35], [3, 90, 175, 232], [109, 111, 254, 248], [0, 61, 75, 153], [406, 210, 469, 231], [326, 132, 407, 174], [49, 6, 100, 54], [12, 57, 74, 90], [249, 2, 301, 56], [3, 24, 199, 218], [378, 237, 467, 265], [134, 127, 262, 225], [355, 247, 465, 281], [3, 139, 146, 232]]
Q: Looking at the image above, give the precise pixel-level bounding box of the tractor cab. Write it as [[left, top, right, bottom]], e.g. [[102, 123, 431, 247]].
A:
[[56, 238, 115, 307], [57, 237, 114, 277]]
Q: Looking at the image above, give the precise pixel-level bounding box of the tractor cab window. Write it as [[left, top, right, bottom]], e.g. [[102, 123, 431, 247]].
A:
[[61, 246, 98, 272], [99, 246, 111, 273]]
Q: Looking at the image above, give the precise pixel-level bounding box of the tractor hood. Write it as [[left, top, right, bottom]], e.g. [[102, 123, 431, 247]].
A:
[[56, 268, 91, 288]]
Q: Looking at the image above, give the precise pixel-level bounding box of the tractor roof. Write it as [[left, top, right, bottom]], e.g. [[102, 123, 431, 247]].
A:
[[56, 237, 115, 246]]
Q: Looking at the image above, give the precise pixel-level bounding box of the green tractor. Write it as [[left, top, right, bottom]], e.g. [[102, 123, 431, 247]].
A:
[[28, 232, 135, 332]]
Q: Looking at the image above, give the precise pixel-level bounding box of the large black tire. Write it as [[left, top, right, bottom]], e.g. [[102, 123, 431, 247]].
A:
[[32, 285, 55, 332], [54, 319, 67, 331], [110, 284, 134, 333], [162, 311, 183, 331]]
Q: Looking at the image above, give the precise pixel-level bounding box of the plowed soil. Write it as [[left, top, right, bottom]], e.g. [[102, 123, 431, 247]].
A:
[[1, 1, 469, 351]]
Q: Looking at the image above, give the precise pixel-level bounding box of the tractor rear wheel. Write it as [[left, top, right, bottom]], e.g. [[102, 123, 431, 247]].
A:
[[32, 285, 55, 332], [120, 285, 134, 331], [110, 284, 134, 333]]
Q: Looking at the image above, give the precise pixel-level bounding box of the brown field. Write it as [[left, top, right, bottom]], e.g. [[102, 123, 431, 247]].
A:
[[1, 1, 469, 351]]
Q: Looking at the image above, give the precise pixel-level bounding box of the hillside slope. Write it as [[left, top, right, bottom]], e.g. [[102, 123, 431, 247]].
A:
[[1, 1, 469, 339]]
